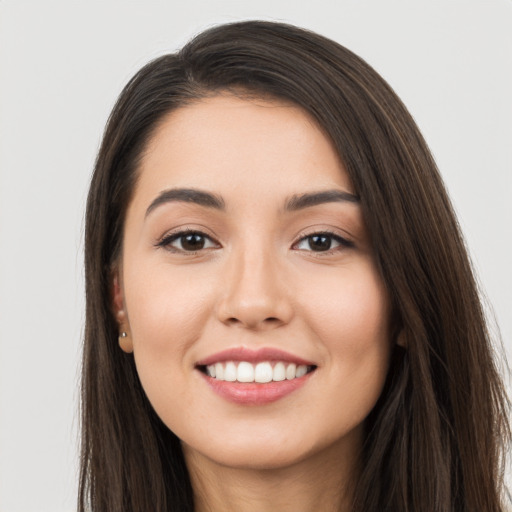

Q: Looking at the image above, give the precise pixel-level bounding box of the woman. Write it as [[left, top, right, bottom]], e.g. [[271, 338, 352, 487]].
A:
[[80, 20, 510, 511]]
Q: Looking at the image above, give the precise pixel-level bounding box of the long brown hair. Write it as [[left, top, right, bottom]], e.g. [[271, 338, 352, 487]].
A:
[[80, 20, 510, 511]]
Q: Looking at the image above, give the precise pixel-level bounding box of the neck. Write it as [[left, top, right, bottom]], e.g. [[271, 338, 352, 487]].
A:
[[183, 432, 361, 512]]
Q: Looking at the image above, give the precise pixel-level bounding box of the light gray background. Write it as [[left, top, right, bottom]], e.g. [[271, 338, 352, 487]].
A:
[[0, 1, 511, 511]]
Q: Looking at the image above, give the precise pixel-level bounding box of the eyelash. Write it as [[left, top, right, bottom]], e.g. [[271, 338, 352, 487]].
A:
[[156, 228, 354, 256]]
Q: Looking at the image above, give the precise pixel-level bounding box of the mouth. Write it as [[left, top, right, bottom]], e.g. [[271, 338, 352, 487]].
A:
[[195, 347, 317, 405], [197, 361, 317, 383]]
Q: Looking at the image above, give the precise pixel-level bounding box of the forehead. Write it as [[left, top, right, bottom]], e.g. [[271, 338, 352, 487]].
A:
[[135, 94, 353, 206]]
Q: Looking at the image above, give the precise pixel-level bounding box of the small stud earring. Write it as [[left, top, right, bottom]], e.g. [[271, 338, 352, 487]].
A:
[[119, 332, 128, 339]]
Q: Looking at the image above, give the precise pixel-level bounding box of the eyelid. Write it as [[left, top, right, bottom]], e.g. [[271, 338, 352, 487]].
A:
[[155, 226, 221, 254], [291, 228, 355, 254]]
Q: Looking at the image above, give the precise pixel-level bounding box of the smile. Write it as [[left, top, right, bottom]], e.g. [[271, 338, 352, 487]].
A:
[[196, 347, 317, 405], [202, 361, 314, 383]]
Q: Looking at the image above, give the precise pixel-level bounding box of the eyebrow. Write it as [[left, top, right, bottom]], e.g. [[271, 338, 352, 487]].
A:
[[284, 190, 360, 211], [145, 187, 360, 217], [145, 188, 226, 217]]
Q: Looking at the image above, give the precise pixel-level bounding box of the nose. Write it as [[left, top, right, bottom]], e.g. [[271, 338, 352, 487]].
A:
[[215, 245, 294, 331]]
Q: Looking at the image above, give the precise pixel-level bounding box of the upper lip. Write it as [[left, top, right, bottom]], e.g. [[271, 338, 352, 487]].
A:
[[195, 347, 316, 367]]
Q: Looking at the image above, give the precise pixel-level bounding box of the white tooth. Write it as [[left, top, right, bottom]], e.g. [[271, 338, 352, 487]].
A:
[[273, 362, 286, 381], [215, 362, 224, 380], [224, 361, 237, 382], [207, 365, 216, 378], [295, 365, 307, 378], [237, 361, 255, 382], [286, 363, 296, 380], [255, 362, 273, 383]]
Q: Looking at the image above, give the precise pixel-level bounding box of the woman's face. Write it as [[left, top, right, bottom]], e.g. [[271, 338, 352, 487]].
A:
[[116, 94, 392, 470]]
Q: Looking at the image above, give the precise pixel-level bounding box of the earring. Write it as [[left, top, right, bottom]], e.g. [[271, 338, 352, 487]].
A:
[[119, 332, 128, 339]]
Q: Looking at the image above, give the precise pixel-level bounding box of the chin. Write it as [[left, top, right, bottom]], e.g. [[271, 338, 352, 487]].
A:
[[190, 442, 313, 471], [181, 421, 360, 473]]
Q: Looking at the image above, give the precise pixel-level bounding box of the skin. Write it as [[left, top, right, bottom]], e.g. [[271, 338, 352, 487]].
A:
[[114, 94, 393, 512]]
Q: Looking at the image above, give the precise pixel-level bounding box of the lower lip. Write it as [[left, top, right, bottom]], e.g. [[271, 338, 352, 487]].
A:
[[200, 371, 313, 405]]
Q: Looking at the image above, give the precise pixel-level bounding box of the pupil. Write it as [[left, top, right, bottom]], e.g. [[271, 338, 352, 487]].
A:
[[182, 234, 205, 250], [309, 235, 331, 251]]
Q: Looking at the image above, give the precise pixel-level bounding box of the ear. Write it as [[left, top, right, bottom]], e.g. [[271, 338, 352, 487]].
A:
[[112, 271, 133, 353]]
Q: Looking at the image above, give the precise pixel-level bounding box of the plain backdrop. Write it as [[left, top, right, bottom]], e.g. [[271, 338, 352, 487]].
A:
[[0, 1, 511, 510]]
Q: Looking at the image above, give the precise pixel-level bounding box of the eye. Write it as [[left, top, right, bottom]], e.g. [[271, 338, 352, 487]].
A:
[[294, 232, 353, 253], [157, 230, 219, 253]]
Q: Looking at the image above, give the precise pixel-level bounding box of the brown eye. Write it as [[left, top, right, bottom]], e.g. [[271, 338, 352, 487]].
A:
[[181, 233, 206, 251], [307, 235, 332, 251], [158, 231, 218, 253], [294, 232, 353, 253]]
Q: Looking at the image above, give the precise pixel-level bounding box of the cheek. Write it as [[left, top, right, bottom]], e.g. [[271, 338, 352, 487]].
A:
[[122, 262, 219, 424], [125, 263, 213, 346], [299, 262, 391, 394], [122, 262, 217, 400], [302, 262, 390, 342]]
